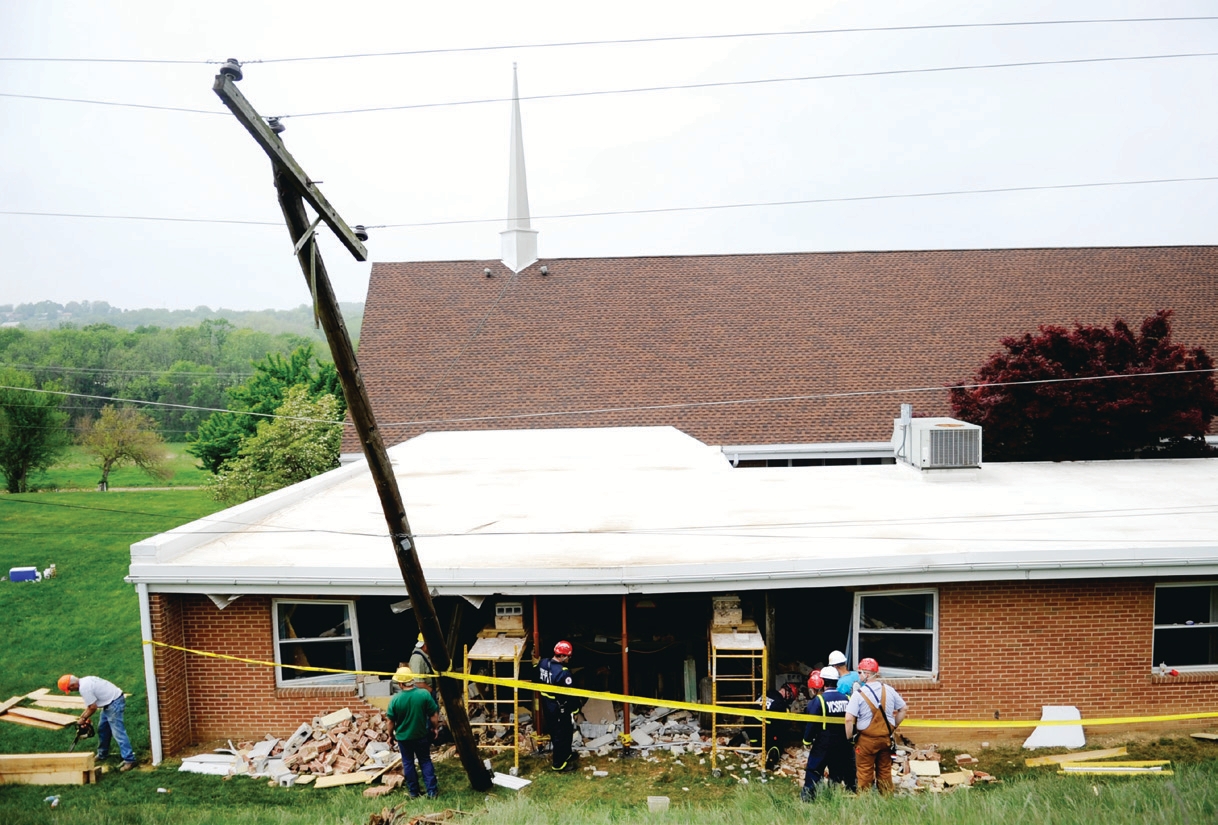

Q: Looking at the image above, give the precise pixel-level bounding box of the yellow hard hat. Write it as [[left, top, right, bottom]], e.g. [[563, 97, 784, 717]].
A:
[[392, 666, 416, 683]]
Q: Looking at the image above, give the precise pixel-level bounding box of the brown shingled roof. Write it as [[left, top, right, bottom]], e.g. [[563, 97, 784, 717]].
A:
[[347, 247, 1218, 451]]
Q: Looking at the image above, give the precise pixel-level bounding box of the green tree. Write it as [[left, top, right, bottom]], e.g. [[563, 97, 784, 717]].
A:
[[77, 405, 173, 491], [0, 368, 71, 493], [188, 344, 345, 473], [206, 386, 342, 503]]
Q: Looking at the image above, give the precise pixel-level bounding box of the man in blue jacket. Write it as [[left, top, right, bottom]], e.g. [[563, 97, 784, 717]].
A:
[[538, 640, 580, 772], [802, 666, 857, 801]]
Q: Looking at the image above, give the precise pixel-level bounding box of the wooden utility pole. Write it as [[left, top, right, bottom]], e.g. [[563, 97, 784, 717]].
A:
[[213, 69, 492, 792]]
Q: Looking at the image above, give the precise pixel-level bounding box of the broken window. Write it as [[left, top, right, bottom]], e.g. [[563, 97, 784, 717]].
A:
[[272, 599, 360, 687], [852, 590, 937, 678], [1153, 584, 1218, 671]]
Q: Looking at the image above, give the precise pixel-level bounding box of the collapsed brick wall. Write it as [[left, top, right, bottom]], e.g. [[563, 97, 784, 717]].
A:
[[890, 579, 1218, 725], [153, 594, 380, 750]]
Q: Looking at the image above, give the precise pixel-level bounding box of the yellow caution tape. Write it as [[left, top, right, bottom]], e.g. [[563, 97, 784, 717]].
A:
[[142, 640, 1218, 729]]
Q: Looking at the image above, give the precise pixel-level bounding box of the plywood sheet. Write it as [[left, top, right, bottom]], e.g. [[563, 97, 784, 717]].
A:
[[313, 770, 374, 788], [468, 636, 526, 660]]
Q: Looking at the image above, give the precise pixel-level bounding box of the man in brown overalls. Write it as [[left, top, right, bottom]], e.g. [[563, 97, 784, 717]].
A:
[[842, 657, 907, 793]]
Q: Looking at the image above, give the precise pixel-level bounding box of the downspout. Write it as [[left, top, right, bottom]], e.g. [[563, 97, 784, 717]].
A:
[[137, 583, 163, 766]]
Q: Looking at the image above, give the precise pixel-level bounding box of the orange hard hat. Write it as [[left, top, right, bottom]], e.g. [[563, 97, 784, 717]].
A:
[[58, 674, 75, 693], [858, 658, 880, 673]]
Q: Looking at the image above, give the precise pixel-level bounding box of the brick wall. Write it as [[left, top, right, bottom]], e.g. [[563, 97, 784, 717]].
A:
[[152, 594, 379, 750], [149, 593, 191, 753], [891, 579, 1218, 725]]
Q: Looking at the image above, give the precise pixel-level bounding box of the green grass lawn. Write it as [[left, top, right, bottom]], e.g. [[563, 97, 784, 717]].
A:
[[29, 444, 210, 491], [1, 488, 1217, 823]]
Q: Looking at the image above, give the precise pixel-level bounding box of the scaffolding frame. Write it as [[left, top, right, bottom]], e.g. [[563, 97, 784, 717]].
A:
[[463, 636, 528, 773], [709, 626, 767, 772]]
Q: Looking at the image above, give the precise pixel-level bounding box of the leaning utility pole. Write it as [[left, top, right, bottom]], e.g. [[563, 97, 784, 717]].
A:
[[212, 63, 491, 792]]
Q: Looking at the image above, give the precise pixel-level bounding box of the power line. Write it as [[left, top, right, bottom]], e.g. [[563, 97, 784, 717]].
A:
[[0, 92, 224, 116], [6, 174, 1218, 233], [6, 51, 1216, 121], [371, 176, 1218, 229], [378, 367, 1218, 430], [0, 363, 255, 378], [285, 52, 1218, 118], [2, 367, 1213, 431], [0, 384, 349, 426], [2, 16, 1212, 65]]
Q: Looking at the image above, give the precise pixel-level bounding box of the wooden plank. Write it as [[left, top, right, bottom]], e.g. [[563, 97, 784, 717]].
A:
[[0, 714, 62, 730], [25, 689, 50, 701], [312, 770, 374, 789], [31, 697, 86, 710], [1061, 760, 1170, 768], [7, 707, 77, 726], [1025, 746, 1127, 767], [1191, 732, 1218, 741], [1058, 768, 1173, 776], [0, 696, 25, 715], [0, 753, 94, 772]]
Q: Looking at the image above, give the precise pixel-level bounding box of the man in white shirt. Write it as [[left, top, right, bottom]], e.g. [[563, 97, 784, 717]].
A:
[[843, 658, 906, 794], [59, 674, 135, 771]]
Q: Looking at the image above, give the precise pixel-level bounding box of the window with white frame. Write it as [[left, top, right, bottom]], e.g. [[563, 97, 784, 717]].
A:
[[852, 589, 937, 678], [1153, 584, 1218, 671], [272, 599, 360, 686]]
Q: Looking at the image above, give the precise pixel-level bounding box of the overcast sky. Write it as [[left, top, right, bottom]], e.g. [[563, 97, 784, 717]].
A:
[[2, 1, 1216, 311]]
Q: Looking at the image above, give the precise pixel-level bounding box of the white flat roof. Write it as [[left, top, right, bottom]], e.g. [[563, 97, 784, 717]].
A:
[[129, 426, 1218, 595]]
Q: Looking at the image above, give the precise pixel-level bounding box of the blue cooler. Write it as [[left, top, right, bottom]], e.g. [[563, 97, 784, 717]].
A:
[[9, 567, 39, 582]]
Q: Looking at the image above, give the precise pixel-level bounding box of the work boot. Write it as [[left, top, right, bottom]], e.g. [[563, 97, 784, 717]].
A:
[[119, 762, 136, 773]]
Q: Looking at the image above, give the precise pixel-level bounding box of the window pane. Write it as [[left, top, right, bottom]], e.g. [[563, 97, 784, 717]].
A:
[[278, 640, 356, 682], [858, 632, 933, 672], [860, 593, 933, 631], [1154, 586, 1215, 626], [1153, 627, 1218, 668], [278, 602, 351, 640]]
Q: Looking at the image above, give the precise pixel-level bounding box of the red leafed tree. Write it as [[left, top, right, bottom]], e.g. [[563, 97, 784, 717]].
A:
[[949, 310, 1217, 461]]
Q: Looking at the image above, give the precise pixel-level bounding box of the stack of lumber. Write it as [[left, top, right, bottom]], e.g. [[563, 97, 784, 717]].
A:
[[1024, 746, 1173, 776], [0, 690, 81, 730], [0, 753, 97, 785]]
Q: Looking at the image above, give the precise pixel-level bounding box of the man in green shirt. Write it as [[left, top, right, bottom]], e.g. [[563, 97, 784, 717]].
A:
[[386, 666, 440, 798]]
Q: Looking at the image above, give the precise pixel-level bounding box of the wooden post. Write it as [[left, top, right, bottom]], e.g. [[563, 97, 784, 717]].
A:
[[213, 73, 490, 792]]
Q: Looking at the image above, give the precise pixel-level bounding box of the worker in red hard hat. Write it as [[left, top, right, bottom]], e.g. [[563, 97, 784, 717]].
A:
[[59, 674, 136, 772], [537, 640, 581, 772], [843, 658, 907, 794], [801, 666, 856, 801]]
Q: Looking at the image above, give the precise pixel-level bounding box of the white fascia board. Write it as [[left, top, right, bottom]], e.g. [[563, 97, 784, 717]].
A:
[[129, 457, 367, 564], [721, 441, 894, 462], [129, 544, 1218, 597]]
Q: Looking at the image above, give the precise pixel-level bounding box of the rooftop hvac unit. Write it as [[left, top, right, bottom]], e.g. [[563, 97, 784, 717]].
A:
[[891, 416, 982, 469]]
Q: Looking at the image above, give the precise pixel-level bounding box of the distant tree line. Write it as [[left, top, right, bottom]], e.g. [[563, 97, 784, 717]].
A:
[[0, 300, 363, 340], [0, 319, 340, 438]]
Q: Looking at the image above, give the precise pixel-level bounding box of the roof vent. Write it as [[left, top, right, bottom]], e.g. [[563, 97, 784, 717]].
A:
[[892, 410, 981, 469]]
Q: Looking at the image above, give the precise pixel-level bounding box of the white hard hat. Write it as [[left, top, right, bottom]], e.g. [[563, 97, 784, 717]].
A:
[[819, 666, 840, 682], [828, 650, 847, 666]]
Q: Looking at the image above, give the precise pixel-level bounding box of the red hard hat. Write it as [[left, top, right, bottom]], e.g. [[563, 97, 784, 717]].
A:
[[806, 672, 824, 691], [553, 640, 573, 656], [780, 682, 797, 699], [858, 657, 879, 673]]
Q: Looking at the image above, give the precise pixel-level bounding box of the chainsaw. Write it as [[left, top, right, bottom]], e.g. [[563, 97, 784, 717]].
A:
[[70, 720, 95, 752]]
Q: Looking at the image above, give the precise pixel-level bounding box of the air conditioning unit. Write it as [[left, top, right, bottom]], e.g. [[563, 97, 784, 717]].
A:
[[892, 415, 982, 469]]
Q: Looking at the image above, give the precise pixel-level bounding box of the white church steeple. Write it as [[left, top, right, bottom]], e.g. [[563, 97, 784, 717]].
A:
[[500, 64, 538, 273]]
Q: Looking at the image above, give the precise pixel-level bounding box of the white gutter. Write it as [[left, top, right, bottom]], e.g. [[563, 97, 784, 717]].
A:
[[137, 583, 163, 766]]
